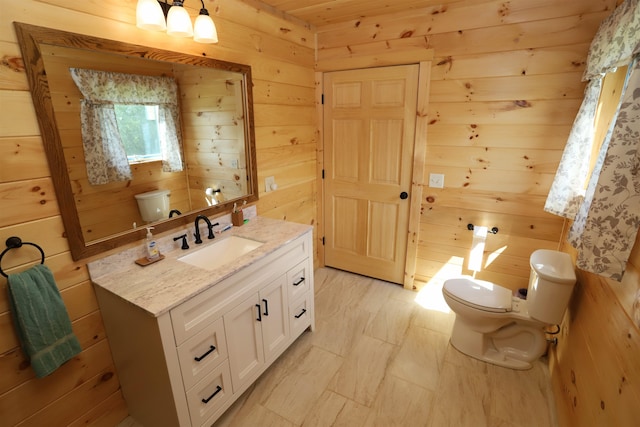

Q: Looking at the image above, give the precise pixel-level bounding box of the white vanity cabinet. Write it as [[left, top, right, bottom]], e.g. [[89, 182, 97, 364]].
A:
[[224, 274, 290, 391], [93, 227, 314, 427]]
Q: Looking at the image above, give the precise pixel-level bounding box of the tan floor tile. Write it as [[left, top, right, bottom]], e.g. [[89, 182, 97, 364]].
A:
[[428, 360, 492, 427], [365, 297, 415, 345], [364, 375, 433, 427], [331, 398, 371, 427], [226, 404, 295, 427], [486, 360, 554, 427], [311, 306, 373, 356], [263, 345, 344, 425], [388, 326, 449, 391], [300, 390, 347, 427], [328, 335, 396, 406]]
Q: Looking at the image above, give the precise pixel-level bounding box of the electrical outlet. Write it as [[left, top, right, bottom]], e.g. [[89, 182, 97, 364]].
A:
[[429, 173, 444, 188], [230, 158, 239, 169], [265, 176, 276, 192]]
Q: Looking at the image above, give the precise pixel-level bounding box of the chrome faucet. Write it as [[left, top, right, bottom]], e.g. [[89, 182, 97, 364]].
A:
[[194, 215, 218, 244]]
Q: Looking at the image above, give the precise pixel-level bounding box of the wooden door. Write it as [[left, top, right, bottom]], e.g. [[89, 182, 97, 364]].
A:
[[323, 65, 419, 284]]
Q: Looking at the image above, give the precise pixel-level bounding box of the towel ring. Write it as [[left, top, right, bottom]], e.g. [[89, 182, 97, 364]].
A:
[[0, 237, 46, 278]]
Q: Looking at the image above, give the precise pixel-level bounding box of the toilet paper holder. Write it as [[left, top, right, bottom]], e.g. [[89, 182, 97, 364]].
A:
[[467, 224, 499, 234]]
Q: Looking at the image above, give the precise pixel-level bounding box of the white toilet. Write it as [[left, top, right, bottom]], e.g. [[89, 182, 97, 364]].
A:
[[442, 249, 576, 370], [134, 189, 171, 223]]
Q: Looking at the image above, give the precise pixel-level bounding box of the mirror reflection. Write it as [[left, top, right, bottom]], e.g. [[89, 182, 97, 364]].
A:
[[15, 23, 258, 260]]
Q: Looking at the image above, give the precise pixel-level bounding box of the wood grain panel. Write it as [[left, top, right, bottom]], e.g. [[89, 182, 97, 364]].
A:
[[0, 136, 50, 182], [426, 146, 562, 173], [317, 13, 607, 63], [429, 99, 582, 125], [430, 44, 591, 81], [427, 124, 572, 150], [316, 0, 613, 48], [0, 91, 39, 138], [430, 72, 585, 103]]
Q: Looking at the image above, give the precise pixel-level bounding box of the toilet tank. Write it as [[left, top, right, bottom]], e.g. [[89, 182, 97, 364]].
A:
[[134, 189, 171, 223], [526, 249, 577, 325]]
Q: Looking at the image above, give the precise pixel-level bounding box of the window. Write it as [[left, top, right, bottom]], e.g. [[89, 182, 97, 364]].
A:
[[114, 104, 162, 163]]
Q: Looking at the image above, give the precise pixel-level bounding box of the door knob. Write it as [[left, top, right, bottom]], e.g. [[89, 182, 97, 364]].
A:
[[400, 192, 408, 199]]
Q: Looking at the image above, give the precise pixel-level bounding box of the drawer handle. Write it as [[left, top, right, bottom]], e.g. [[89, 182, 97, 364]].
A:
[[295, 308, 307, 319], [201, 385, 223, 404], [262, 298, 269, 316], [194, 345, 216, 362], [293, 277, 305, 286], [256, 304, 262, 321]]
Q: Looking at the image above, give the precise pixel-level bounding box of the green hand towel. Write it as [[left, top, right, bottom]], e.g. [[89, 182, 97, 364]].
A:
[[7, 264, 82, 378]]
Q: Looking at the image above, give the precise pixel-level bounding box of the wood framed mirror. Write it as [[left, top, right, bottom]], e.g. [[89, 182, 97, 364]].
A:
[[15, 22, 258, 260]]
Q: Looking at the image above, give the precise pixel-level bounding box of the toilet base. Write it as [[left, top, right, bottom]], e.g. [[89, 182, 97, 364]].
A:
[[449, 317, 547, 370]]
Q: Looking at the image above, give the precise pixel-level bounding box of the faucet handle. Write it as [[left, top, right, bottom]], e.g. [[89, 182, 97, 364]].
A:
[[173, 234, 189, 250]]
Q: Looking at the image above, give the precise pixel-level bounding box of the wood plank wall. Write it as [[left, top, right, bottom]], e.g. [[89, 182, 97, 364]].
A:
[[548, 62, 640, 427], [0, 0, 315, 424], [317, 0, 616, 290], [316, 1, 639, 426], [551, 232, 640, 427], [178, 68, 249, 209]]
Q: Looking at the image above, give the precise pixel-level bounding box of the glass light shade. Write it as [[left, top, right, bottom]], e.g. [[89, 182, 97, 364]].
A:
[[136, 0, 167, 31], [166, 5, 193, 38], [193, 14, 218, 44]]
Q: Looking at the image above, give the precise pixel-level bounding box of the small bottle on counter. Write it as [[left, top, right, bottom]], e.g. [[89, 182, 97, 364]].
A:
[[145, 227, 160, 261]]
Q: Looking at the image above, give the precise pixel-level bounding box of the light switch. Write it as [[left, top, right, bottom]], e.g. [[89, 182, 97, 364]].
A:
[[265, 176, 276, 192], [429, 173, 444, 188]]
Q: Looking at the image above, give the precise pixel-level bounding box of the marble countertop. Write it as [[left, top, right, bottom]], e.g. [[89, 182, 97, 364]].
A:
[[88, 216, 312, 317]]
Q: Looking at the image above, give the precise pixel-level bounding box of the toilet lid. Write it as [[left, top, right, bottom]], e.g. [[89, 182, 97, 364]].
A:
[[443, 277, 512, 313]]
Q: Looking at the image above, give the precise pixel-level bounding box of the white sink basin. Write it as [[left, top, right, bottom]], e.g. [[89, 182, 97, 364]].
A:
[[178, 236, 263, 270]]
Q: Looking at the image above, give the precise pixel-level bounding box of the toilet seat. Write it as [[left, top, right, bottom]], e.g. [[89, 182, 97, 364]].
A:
[[443, 277, 512, 313]]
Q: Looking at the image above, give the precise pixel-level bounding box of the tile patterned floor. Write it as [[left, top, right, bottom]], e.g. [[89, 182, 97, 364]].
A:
[[120, 267, 557, 427], [212, 267, 558, 427]]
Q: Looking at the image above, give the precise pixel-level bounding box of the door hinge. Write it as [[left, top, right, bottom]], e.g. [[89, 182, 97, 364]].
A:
[[321, 94, 324, 104], [322, 236, 325, 245], [322, 169, 325, 179]]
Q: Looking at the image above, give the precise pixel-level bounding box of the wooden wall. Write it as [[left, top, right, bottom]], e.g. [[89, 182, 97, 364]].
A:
[[178, 68, 249, 209], [317, 0, 616, 290], [0, 0, 315, 425], [317, 1, 639, 426], [548, 59, 640, 427], [550, 231, 640, 427]]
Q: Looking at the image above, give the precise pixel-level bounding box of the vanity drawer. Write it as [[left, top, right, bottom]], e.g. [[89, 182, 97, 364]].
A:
[[186, 359, 232, 427], [177, 317, 228, 391], [289, 294, 312, 337], [286, 259, 311, 302]]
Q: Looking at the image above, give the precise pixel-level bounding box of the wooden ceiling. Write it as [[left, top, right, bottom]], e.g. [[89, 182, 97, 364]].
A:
[[240, 0, 469, 28]]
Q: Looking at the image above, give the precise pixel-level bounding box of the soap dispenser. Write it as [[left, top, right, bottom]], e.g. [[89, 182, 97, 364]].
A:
[[145, 226, 160, 261]]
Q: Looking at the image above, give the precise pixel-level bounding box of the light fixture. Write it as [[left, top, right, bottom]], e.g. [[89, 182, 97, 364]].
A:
[[136, 0, 218, 44]]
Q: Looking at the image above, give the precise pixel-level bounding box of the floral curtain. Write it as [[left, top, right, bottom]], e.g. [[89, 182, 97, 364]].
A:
[[568, 58, 640, 281], [544, 0, 640, 280], [70, 68, 184, 185]]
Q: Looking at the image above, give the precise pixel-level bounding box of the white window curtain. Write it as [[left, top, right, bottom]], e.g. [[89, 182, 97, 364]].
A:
[[544, 0, 640, 280], [70, 68, 184, 185]]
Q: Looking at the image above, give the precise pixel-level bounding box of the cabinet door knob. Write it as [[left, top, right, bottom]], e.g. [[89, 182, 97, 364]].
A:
[[293, 277, 305, 286], [295, 308, 307, 319], [255, 304, 262, 321], [400, 191, 408, 199], [262, 298, 269, 316]]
